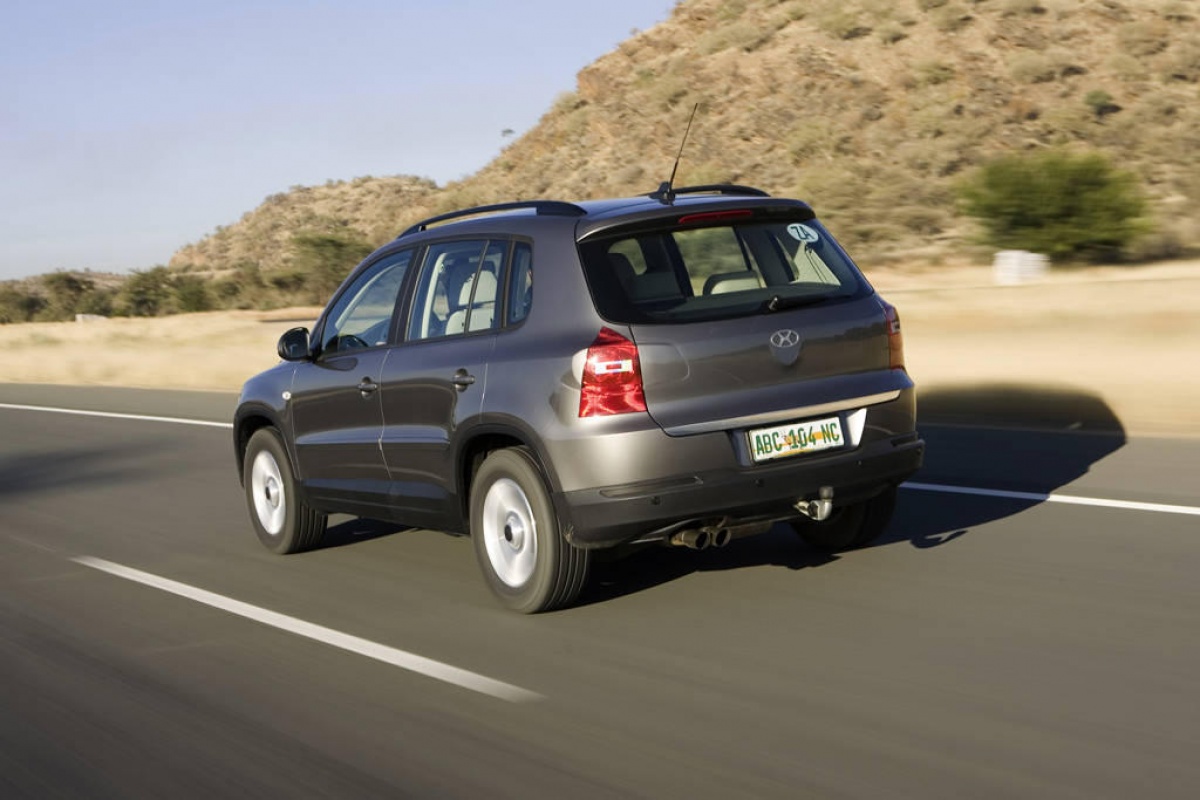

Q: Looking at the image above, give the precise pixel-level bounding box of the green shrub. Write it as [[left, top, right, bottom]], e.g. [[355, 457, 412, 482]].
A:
[[172, 275, 213, 313], [0, 286, 45, 324], [290, 231, 374, 304], [958, 150, 1149, 261], [118, 267, 175, 317], [1084, 89, 1120, 118], [76, 287, 115, 317], [41, 272, 94, 319]]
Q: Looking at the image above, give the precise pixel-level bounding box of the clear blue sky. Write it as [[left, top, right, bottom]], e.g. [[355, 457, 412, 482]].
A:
[[0, 1, 675, 280]]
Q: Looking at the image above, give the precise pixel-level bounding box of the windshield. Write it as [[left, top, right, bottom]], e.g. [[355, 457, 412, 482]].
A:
[[579, 217, 869, 324]]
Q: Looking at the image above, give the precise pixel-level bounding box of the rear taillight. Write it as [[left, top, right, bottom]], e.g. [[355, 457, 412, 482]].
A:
[[579, 327, 647, 418], [879, 298, 905, 371]]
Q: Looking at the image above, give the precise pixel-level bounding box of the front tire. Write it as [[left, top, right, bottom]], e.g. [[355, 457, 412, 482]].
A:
[[470, 448, 590, 613], [244, 428, 326, 554], [790, 487, 897, 553]]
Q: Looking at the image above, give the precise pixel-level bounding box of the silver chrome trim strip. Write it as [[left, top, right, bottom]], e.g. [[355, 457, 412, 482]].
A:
[[662, 390, 902, 436]]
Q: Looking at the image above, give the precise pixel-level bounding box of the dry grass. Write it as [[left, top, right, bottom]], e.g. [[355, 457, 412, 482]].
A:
[[0, 308, 320, 391], [871, 259, 1200, 436], [4, 263, 1199, 436]]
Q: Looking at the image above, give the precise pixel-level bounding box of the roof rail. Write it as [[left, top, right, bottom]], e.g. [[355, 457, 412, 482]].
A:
[[399, 200, 587, 237], [647, 183, 770, 203]]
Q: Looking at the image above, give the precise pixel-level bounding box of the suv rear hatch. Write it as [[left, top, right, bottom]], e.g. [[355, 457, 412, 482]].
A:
[[578, 209, 908, 437]]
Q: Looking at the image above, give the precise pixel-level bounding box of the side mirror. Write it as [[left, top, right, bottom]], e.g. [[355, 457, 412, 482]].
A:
[[277, 327, 312, 362]]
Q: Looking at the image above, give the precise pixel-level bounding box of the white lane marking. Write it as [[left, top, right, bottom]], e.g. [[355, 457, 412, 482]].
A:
[[902, 482, 1200, 517], [72, 557, 543, 704], [0, 403, 232, 429]]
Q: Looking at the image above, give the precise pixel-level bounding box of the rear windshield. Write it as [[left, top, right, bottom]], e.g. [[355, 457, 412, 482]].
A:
[[579, 217, 869, 324]]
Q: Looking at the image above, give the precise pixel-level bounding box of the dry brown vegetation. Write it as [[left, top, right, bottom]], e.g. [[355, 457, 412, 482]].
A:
[[170, 0, 1200, 279], [4, 261, 1198, 436], [6, 0, 1199, 435]]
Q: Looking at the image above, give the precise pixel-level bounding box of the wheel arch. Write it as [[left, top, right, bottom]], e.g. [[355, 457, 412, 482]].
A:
[[456, 419, 560, 534], [234, 405, 284, 485]]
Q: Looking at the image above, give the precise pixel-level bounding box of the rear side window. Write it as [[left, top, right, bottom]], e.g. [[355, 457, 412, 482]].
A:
[[579, 218, 867, 324], [407, 240, 494, 341], [506, 242, 533, 325]]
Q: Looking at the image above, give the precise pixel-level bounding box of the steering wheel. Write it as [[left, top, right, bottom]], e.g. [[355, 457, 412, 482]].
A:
[[330, 333, 370, 352]]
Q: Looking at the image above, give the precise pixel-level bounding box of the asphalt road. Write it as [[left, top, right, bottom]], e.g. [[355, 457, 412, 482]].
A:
[[1, 384, 1198, 798]]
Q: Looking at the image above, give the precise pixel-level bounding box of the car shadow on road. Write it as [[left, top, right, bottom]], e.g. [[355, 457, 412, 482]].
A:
[[0, 444, 165, 499], [316, 516, 411, 550], [583, 383, 1127, 606]]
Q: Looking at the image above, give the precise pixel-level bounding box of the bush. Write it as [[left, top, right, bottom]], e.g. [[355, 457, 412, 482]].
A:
[[933, 5, 973, 33], [1002, 0, 1045, 14], [1084, 89, 1121, 118], [877, 21, 907, 43], [172, 275, 213, 313], [916, 61, 956, 85], [959, 150, 1149, 261], [118, 267, 175, 317], [0, 286, 45, 324], [815, 9, 870, 39], [1010, 52, 1058, 83], [41, 272, 95, 319], [1117, 21, 1168, 57], [290, 232, 374, 304]]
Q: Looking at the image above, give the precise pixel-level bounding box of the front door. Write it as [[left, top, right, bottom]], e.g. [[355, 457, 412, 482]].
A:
[[290, 249, 413, 514]]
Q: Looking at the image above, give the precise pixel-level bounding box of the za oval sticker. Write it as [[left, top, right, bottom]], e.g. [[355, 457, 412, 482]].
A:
[[787, 223, 820, 243]]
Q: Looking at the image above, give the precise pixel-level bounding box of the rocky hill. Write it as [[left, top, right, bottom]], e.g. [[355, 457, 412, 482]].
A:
[[171, 0, 1200, 276]]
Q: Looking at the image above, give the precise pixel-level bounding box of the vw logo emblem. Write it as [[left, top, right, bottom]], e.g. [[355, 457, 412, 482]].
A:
[[770, 329, 800, 348], [769, 329, 802, 366]]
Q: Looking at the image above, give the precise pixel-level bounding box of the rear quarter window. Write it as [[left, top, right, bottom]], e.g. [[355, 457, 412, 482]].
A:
[[579, 217, 868, 324]]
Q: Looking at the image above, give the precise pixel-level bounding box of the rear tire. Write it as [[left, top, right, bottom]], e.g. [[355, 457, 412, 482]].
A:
[[470, 448, 591, 613], [244, 428, 326, 554], [790, 487, 897, 553]]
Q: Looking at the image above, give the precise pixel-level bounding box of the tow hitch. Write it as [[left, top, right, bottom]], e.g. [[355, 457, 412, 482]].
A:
[[796, 486, 834, 522]]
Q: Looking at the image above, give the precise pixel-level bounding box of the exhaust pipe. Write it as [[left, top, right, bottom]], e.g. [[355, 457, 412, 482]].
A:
[[796, 486, 835, 522], [666, 519, 771, 550], [670, 529, 710, 550]]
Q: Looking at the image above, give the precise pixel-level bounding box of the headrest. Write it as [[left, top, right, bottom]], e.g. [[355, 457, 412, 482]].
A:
[[459, 270, 498, 304]]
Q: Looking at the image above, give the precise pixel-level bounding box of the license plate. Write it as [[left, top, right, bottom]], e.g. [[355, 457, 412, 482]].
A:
[[748, 416, 845, 463]]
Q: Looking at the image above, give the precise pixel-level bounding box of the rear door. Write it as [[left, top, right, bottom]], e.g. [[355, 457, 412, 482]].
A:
[[378, 239, 508, 529], [580, 215, 906, 437]]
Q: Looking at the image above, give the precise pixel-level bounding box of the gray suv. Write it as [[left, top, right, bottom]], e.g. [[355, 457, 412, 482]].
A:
[[234, 185, 923, 612]]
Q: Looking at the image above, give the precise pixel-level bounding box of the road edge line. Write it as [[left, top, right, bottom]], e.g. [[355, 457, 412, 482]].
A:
[[72, 556, 544, 704], [902, 481, 1200, 517], [0, 403, 232, 429]]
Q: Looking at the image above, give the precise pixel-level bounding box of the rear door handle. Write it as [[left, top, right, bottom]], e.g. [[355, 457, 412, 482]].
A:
[[451, 369, 476, 391], [358, 378, 379, 397]]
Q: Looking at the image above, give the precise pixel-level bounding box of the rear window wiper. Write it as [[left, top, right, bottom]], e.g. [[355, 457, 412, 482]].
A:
[[762, 293, 829, 313]]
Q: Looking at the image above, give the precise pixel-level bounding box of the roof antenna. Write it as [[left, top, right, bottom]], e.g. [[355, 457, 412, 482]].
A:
[[651, 103, 700, 205]]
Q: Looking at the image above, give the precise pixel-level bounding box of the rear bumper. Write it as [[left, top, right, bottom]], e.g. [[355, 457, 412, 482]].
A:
[[556, 434, 923, 548]]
